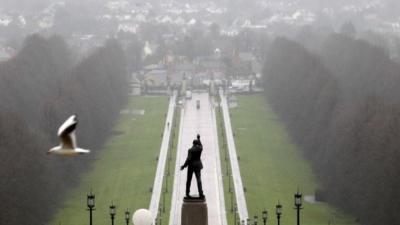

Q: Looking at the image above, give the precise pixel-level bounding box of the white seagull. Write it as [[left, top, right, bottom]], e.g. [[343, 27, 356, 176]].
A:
[[47, 115, 90, 156]]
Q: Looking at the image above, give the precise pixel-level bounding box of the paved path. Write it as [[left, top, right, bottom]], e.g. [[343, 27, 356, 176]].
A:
[[169, 93, 227, 225], [149, 91, 177, 219], [220, 90, 249, 222]]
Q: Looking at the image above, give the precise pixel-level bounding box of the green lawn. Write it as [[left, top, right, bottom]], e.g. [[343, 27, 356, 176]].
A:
[[50, 96, 169, 225], [229, 94, 357, 225]]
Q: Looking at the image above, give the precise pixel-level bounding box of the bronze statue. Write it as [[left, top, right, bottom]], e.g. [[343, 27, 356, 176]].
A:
[[181, 134, 204, 199]]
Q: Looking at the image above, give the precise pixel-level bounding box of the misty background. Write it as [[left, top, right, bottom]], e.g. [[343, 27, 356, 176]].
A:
[[1, 1, 400, 225]]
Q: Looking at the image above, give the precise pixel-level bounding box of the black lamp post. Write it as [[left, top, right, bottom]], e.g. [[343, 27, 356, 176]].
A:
[[230, 192, 234, 212], [254, 215, 258, 225], [109, 203, 116, 225], [294, 191, 303, 225], [158, 207, 162, 225], [163, 189, 166, 212], [228, 173, 232, 192], [262, 209, 267, 225], [165, 173, 168, 193], [276, 202, 282, 225], [125, 210, 130, 225], [234, 204, 237, 225], [87, 192, 95, 225]]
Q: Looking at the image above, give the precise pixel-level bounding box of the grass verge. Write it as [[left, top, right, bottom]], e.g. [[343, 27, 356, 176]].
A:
[[228, 94, 357, 225], [50, 96, 168, 225]]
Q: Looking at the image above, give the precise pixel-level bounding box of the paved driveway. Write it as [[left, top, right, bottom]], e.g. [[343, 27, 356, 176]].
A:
[[169, 93, 227, 225]]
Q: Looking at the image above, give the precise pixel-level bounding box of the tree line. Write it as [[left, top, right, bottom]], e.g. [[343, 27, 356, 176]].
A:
[[0, 34, 129, 225], [263, 34, 400, 225]]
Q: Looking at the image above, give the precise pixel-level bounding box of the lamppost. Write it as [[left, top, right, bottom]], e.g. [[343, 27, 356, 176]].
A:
[[276, 202, 282, 225], [163, 188, 166, 212], [125, 210, 130, 225], [262, 209, 267, 225], [228, 173, 232, 192], [167, 158, 171, 174], [254, 215, 258, 225], [87, 192, 95, 225], [165, 173, 168, 193], [233, 204, 237, 225], [109, 203, 116, 225], [294, 191, 303, 225], [230, 191, 234, 212], [157, 216, 162, 225]]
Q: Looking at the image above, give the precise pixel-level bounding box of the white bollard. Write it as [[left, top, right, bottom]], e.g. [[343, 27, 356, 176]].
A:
[[132, 209, 153, 225]]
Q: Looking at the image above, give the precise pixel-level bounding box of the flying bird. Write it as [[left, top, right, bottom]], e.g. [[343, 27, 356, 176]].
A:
[[47, 115, 90, 156]]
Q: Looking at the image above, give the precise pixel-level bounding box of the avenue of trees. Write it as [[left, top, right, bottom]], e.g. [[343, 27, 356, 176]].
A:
[[0, 34, 129, 225], [263, 35, 400, 225]]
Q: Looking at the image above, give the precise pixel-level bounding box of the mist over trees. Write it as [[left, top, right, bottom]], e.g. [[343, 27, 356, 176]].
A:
[[0, 34, 129, 225], [263, 34, 400, 225]]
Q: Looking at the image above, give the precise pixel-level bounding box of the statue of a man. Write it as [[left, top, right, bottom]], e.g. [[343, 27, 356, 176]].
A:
[[180, 134, 204, 198]]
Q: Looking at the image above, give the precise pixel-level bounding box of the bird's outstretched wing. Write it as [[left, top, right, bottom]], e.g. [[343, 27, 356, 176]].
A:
[[58, 115, 77, 149]]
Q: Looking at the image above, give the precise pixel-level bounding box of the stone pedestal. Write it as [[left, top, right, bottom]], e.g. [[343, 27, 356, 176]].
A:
[[181, 197, 208, 225]]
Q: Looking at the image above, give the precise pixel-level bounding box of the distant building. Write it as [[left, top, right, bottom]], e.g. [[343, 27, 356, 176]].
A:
[[195, 57, 226, 73], [231, 51, 259, 77], [144, 69, 168, 86], [173, 63, 196, 74], [230, 79, 256, 92], [143, 64, 165, 72], [129, 73, 141, 96], [170, 62, 196, 84]]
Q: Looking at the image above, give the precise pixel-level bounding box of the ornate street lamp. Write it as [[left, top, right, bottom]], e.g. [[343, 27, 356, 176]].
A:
[[109, 203, 116, 225], [276, 202, 282, 225], [262, 209, 267, 225], [294, 191, 303, 225], [87, 192, 95, 225], [125, 210, 130, 225], [254, 215, 258, 225]]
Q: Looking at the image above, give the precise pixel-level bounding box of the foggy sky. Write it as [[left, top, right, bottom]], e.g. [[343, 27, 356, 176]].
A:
[[0, 0, 399, 10]]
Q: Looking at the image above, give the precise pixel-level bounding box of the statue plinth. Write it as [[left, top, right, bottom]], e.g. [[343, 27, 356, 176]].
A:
[[181, 196, 208, 225]]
